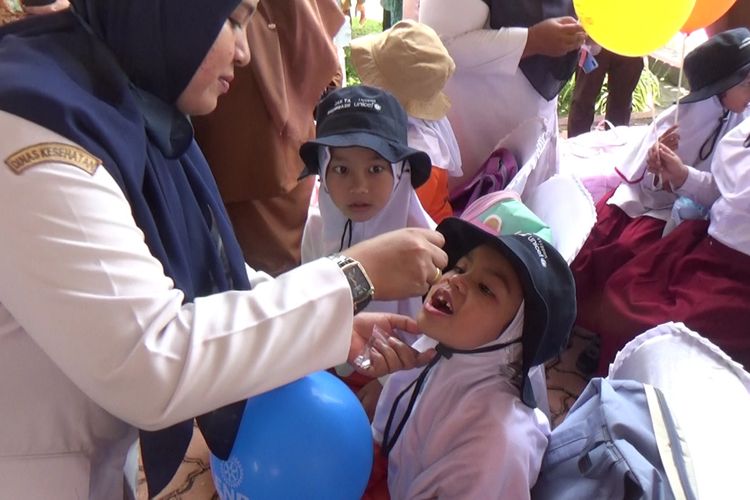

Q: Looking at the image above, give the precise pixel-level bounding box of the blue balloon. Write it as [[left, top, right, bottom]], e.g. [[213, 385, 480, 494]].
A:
[[210, 371, 373, 500]]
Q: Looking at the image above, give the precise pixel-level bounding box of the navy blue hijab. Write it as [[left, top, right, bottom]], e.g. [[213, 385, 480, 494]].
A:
[[482, 0, 579, 101], [0, 0, 250, 494]]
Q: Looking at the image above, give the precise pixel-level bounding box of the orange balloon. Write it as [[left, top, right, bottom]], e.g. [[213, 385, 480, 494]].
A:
[[682, 0, 737, 33]]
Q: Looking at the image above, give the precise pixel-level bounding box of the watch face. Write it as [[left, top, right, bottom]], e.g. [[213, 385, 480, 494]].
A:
[[348, 265, 371, 299]]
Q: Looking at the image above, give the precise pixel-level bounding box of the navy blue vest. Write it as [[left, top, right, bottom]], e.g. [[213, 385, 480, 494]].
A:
[[0, 2, 249, 495], [482, 0, 579, 101]]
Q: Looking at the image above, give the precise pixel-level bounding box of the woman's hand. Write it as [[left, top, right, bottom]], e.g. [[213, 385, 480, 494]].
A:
[[345, 228, 448, 301], [524, 17, 586, 58], [349, 312, 435, 378], [21, 0, 69, 16]]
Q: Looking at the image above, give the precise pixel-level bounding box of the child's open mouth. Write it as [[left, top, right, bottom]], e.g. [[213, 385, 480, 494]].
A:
[[427, 288, 453, 315]]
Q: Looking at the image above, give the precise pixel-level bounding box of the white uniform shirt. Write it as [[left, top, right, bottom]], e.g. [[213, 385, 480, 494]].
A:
[[407, 116, 463, 177], [708, 114, 750, 255], [420, 0, 559, 186], [0, 110, 353, 499], [608, 98, 748, 220]]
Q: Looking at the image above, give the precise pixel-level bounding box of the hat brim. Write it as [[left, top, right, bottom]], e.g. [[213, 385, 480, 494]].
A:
[[299, 132, 432, 188], [681, 60, 750, 104], [350, 34, 452, 121], [436, 217, 575, 407]]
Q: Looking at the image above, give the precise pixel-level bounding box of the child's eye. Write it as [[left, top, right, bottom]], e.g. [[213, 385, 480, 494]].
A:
[[479, 283, 494, 297], [331, 165, 348, 175], [228, 17, 242, 30], [370, 165, 387, 174], [452, 265, 465, 274]]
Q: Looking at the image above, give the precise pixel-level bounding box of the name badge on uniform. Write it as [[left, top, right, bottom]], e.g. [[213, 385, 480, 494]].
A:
[[5, 142, 101, 175]]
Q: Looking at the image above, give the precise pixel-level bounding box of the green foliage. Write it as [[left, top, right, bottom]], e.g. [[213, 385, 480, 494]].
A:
[[557, 73, 577, 116], [344, 19, 384, 87], [557, 65, 661, 117]]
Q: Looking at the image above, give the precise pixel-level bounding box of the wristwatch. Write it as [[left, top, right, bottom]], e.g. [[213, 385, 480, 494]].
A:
[[328, 254, 375, 315]]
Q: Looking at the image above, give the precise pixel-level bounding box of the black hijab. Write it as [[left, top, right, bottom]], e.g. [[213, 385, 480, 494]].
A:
[[482, 0, 579, 101], [0, 0, 250, 494]]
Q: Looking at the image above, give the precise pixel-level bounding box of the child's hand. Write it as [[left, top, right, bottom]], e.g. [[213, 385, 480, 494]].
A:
[[357, 380, 383, 421], [349, 312, 435, 378], [658, 124, 680, 151], [645, 141, 662, 174], [648, 142, 688, 190]]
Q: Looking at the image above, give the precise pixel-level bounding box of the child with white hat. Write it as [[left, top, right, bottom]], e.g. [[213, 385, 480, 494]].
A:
[[350, 19, 462, 222]]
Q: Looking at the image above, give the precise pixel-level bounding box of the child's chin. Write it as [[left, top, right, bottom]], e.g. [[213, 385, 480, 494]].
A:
[[416, 315, 448, 342], [344, 210, 375, 222]]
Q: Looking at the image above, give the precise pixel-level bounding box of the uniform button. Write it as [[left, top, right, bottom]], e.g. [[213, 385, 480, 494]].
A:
[[267, 23, 277, 30]]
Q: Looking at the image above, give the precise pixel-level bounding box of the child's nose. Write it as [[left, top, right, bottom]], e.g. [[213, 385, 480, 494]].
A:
[[350, 174, 369, 193], [447, 274, 465, 293]]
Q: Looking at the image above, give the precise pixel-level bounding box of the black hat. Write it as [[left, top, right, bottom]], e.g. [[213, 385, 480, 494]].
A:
[[436, 218, 577, 407], [299, 85, 432, 188], [681, 28, 750, 104]]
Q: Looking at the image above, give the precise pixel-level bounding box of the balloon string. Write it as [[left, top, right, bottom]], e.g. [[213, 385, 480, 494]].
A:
[[645, 54, 656, 127], [674, 34, 687, 125], [644, 55, 661, 176]]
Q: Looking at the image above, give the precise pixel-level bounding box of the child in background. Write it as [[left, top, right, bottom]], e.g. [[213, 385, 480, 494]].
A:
[[300, 85, 434, 331], [572, 28, 750, 354], [366, 196, 576, 498], [350, 19, 462, 222], [592, 112, 750, 376]]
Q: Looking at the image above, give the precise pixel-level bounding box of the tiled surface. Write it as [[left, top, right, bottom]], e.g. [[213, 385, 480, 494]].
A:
[[545, 327, 596, 428], [136, 425, 218, 500]]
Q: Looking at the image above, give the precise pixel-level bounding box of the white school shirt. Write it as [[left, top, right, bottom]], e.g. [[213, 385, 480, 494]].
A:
[[378, 306, 550, 499], [0, 110, 353, 499], [420, 0, 559, 185], [708, 114, 750, 256], [407, 116, 463, 177], [608, 97, 749, 220]]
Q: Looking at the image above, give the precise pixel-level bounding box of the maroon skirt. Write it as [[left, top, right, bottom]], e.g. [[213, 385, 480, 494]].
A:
[[571, 190, 666, 334], [595, 219, 750, 373]]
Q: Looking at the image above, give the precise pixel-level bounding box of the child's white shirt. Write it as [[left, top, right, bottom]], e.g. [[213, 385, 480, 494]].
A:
[[709, 114, 750, 256], [377, 306, 550, 499], [609, 97, 750, 220], [407, 116, 463, 177]]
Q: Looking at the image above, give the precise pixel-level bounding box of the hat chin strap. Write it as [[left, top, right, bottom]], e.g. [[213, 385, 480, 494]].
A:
[[699, 109, 730, 161], [381, 338, 522, 457]]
